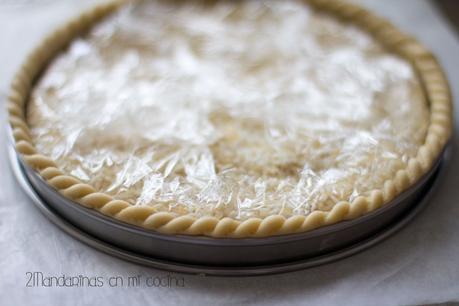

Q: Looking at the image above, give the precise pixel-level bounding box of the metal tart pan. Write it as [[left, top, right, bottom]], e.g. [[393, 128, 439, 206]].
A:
[[7, 141, 450, 276]]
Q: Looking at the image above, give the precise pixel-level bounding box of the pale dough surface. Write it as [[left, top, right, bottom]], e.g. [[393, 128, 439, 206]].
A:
[[28, 0, 429, 220]]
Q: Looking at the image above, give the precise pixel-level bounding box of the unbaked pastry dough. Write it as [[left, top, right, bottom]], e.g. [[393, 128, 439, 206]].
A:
[[27, 0, 430, 221]]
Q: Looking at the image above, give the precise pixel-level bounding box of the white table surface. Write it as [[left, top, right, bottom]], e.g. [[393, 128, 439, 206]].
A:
[[1, 1, 459, 305]]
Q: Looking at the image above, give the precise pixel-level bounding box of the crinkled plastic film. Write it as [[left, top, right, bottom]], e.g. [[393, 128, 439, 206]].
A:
[[27, 0, 430, 221]]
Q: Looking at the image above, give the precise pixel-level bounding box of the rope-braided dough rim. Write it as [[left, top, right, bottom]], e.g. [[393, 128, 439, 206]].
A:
[[7, 0, 452, 238]]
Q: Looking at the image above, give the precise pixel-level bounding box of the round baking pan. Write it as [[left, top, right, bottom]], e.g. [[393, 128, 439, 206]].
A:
[[7, 135, 450, 275]]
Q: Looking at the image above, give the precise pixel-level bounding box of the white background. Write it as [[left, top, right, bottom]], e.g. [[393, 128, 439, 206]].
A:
[[0, 1, 458, 305]]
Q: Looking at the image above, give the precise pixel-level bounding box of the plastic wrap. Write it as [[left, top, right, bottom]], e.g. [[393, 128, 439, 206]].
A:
[[27, 0, 429, 220]]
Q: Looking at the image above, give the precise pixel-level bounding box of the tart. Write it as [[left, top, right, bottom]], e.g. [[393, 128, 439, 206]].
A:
[[8, 0, 452, 237]]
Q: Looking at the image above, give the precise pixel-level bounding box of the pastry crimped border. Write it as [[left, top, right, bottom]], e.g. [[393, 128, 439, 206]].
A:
[[7, 0, 452, 238]]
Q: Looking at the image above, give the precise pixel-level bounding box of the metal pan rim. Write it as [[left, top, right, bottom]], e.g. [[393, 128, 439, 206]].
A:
[[10, 140, 448, 246]]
